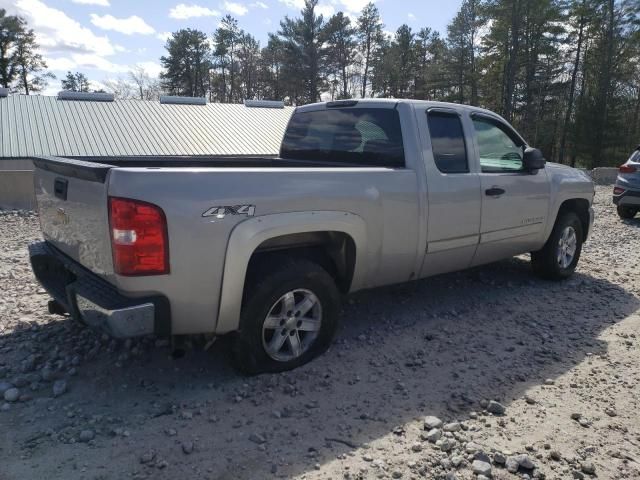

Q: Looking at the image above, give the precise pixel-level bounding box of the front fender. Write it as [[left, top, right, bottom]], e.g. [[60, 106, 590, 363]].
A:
[[542, 164, 595, 243], [215, 211, 368, 334]]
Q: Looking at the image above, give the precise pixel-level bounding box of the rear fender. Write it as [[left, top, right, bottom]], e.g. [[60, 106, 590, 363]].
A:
[[215, 211, 368, 334]]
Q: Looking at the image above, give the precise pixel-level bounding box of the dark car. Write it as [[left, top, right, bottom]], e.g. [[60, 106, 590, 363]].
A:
[[613, 145, 640, 219]]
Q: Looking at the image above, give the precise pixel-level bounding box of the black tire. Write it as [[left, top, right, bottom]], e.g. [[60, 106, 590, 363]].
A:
[[232, 257, 341, 375], [617, 205, 637, 219], [531, 211, 583, 280]]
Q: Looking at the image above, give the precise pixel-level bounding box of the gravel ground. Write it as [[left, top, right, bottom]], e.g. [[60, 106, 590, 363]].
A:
[[1, 185, 639, 480]]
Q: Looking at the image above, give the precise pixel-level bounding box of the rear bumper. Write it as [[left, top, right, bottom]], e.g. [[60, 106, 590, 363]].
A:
[[29, 241, 171, 338], [613, 186, 640, 206]]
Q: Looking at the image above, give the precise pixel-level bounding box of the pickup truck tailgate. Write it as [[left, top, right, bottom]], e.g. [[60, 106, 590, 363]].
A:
[[33, 157, 114, 277]]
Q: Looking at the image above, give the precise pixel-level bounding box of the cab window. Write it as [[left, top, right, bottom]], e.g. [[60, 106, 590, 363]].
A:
[[427, 111, 468, 174], [281, 108, 405, 167], [472, 116, 524, 173]]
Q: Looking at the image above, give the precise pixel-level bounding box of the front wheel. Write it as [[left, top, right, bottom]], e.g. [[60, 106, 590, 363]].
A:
[[232, 257, 341, 374], [617, 205, 637, 219], [531, 212, 583, 280]]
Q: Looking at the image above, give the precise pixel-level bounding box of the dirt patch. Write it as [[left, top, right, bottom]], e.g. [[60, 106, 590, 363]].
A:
[[1, 186, 639, 480]]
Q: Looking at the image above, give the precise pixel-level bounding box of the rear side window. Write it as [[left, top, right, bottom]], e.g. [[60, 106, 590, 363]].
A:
[[629, 149, 640, 162], [280, 108, 405, 167], [426, 111, 468, 173]]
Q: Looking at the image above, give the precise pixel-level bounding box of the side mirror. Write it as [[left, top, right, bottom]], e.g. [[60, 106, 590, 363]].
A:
[[523, 147, 546, 171]]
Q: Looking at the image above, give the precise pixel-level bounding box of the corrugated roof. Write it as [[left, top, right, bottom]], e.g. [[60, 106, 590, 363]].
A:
[[0, 95, 294, 158]]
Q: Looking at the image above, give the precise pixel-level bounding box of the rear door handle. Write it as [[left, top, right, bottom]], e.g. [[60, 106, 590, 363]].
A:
[[485, 187, 505, 197]]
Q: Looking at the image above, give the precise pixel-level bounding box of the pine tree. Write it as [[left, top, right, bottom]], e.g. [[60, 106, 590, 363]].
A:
[[213, 16, 242, 103], [445, 0, 481, 104], [160, 29, 210, 97], [324, 12, 357, 99], [14, 27, 52, 95], [278, 0, 326, 104], [356, 2, 383, 98], [61, 71, 90, 92], [259, 34, 286, 101]]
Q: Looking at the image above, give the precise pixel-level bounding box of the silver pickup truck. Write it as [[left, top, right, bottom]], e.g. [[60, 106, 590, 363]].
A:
[[29, 99, 595, 373]]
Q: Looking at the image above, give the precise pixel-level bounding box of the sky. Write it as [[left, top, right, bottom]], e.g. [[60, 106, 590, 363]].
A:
[[0, 0, 463, 95]]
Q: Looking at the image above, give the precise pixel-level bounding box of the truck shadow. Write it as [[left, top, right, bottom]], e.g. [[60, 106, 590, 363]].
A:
[[2, 256, 639, 480]]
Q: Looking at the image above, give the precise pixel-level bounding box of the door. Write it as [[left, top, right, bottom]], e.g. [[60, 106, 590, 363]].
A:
[[471, 114, 550, 266], [418, 108, 482, 277]]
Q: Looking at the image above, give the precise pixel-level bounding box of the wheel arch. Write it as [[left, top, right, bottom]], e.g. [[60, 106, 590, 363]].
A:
[[556, 198, 591, 241], [215, 211, 368, 334]]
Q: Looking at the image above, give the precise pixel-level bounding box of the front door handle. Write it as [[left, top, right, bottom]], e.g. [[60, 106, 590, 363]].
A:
[[485, 187, 505, 197]]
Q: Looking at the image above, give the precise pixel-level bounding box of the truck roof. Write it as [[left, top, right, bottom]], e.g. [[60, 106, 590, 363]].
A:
[[297, 98, 507, 121], [295, 98, 522, 146]]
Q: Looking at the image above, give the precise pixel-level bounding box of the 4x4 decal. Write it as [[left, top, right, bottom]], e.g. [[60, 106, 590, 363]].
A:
[[202, 205, 256, 218]]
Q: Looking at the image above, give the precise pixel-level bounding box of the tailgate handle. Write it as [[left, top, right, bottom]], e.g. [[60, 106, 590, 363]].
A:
[[54, 178, 68, 201]]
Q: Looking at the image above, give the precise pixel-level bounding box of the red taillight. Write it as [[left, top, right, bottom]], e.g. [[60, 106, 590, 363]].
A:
[[613, 186, 625, 195], [619, 164, 637, 174], [108, 197, 169, 276]]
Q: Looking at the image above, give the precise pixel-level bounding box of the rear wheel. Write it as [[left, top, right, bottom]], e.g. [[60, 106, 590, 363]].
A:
[[531, 212, 583, 280], [617, 205, 637, 219], [232, 257, 340, 374]]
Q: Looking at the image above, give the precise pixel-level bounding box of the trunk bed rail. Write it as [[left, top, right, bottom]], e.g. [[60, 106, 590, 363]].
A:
[[32, 156, 113, 183]]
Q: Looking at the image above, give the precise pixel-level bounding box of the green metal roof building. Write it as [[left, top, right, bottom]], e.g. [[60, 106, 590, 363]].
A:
[[0, 91, 293, 209]]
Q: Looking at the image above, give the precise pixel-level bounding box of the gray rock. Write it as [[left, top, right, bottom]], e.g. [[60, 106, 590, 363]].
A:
[[423, 415, 443, 430], [182, 441, 194, 454], [392, 471, 402, 479], [487, 400, 506, 415], [0, 381, 13, 395], [443, 422, 461, 432], [436, 438, 455, 452], [549, 450, 562, 461], [580, 462, 596, 475], [515, 454, 535, 470], [410, 442, 422, 452], [3, 388, 19, 403], [475, 451, 491, 463], [425, 428, 442, 443], [140, 451, 156, 464], [52, 380, 67, 397], [506, 456, 520, 473], [249, 432, 266, 444], [578, 418, 590, 428], [465, 441, 482, 453], [493, 452, 506, 465], [472, 460, 492, 477], [12, 376, 28, 388], [532, 468, 546, 479], [79, 430, 94, 442]]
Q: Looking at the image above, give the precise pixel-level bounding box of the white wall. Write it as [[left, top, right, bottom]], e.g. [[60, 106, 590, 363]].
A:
[[0, 159, 36, 210]]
